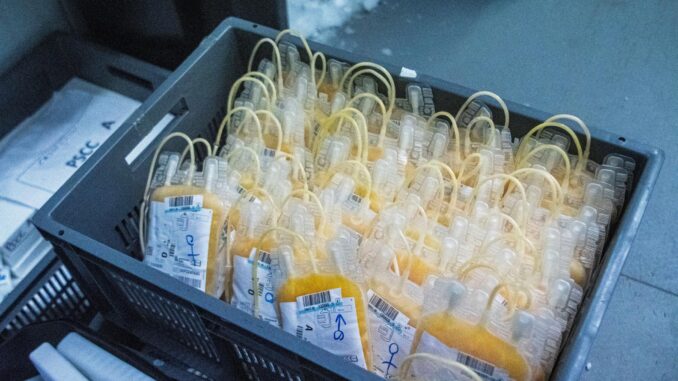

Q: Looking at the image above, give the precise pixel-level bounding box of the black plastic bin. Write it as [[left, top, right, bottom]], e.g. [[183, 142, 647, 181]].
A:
[[0, 320, 169, 380], [0, 33, 170, 342], [33, 18, 664, 380]]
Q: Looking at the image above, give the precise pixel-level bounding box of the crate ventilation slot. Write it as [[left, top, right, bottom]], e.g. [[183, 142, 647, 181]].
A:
[[110, 272, 219, 360], [232, 343, 301, 381], [1, 265, 91, 339]]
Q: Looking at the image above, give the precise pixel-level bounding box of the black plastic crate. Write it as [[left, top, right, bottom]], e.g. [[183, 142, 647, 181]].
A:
[[0, 253, 93, 343], [33, 18, 664, 380], [0, 320, 169, 380], [0, 33, 170, 341]]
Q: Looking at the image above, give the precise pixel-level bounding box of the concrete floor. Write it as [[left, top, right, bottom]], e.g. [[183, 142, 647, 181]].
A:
[[322, 0, 677, 379]]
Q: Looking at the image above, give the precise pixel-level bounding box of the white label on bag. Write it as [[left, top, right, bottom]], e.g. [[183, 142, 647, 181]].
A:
[[416, 332, 512, 381], [280, 288, 367, 369], [145, 195, 211, 291], [366, 290, 415, 379], [231, 248, 279, 326]]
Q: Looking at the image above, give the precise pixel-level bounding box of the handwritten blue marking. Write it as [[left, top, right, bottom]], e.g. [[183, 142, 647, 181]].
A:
[[186, 234, 198, 266], [382, 342, 399, 377], [334, 314, 346, 341]]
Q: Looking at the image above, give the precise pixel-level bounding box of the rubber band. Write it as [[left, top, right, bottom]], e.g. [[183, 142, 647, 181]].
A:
[[427, 159, 460, 219], [517, 143, 571, 191], [179, 137, 212, 164], [467, 174, 528, 228], [283, 189, 327, 233], [509, 167, 563, 217], [224, 146, 261, 186], [326, 160, 373, 198], [254, 109, 283, 153], [244, 71, 277, 99], [275, 29, 316, 89], [273, 151, 309, 196], [313, 109, 367, 163], [248, 38, 284, 92], [394, 229, 415, 295], [409, 163, 445, 221], [480, 283, 518, 325], [545, 114, 591, 172], [476, 233, 538, 274], [458, 153, 484, 184], [348, 92, 388, 146], [333, 107, 369, 163], [515, 122, 583, 176], [312, 51, 327, 90], [139, 132, 196, 255], [455, 91, 510, 130], [427, 111, 461, 163], [339, 62, 396, 117], [345, 68, 394, 125], [227, 76, 274, 115], [459, 263, 501, 282], [214, 106, 262, 153], [464, 116, 496, 156]]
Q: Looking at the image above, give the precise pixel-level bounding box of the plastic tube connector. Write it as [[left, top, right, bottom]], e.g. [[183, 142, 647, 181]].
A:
[[439, 237, 458, 269], [451, 216, 469, 240], [547, 279, 571, 310], [203, 157, 217, 193], [164, 154, 180, 186], [279, 245, 295, 278], [511, 311, 535, 342]]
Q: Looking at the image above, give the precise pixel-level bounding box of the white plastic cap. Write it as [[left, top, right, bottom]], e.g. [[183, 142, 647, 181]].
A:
[[164, 154, 180, 186], [584, 182, 603, 205], [548, 278, 571, 309], [512, 311, 535, 341], [279, 245, 295, 277]]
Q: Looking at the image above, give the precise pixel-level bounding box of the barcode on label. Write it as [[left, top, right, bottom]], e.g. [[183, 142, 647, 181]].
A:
[[369, 293, 399, 321], [260, 251, 272, 264], [168, 195, 194, 207], [456, 352, 495, 376], [302, 290, 332, 307], [295, 325, 304, 339], [175, 275, 202, 289]]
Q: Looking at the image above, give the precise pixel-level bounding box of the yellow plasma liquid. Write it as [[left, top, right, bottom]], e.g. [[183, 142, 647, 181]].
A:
[[277, 273, 371, 368], [369, 193, 387, 213], [151, 185, 226, 296], [367, 146, 384, 163], [395, 252, 439, 286], [570, 259, 587, 288], [415, 313, 530, 381]]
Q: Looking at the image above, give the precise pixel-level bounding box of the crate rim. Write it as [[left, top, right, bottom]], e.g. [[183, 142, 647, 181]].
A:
[[33, 17, 665, 381]]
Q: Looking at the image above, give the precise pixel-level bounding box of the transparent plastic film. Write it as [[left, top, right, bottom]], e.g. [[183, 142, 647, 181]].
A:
[[275, 226, 372, 369], [414, 280, 533, 381], [141, 133, 228, 297], [226, 187, 279, 302], [320, 160, 376, 237]]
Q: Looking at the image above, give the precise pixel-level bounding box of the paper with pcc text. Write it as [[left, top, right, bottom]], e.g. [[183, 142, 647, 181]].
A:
[[280, 288, 367, 369], [366, 290, 415, 379], [145, 195, 211, 291], [415, 332, 513, 381], [231, 248, 279, 326], [0, 78, 174, 209]]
